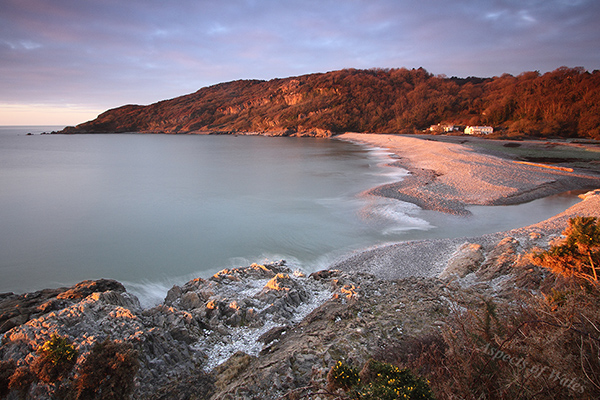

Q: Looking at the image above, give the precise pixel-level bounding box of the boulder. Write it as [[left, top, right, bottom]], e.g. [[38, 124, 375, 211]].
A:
[[439, 242, 485, 279]]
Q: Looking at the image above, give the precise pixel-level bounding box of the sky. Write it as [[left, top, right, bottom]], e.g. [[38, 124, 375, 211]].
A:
[[1, 0, 599, 126]]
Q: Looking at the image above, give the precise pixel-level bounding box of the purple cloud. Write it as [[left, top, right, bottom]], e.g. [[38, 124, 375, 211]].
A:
[[0, 0, 599, 124]]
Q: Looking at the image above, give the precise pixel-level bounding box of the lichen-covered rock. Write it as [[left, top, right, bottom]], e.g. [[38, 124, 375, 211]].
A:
[[0, 279, 125, 335], [0, 286, 207, 399], [164, 261, 323, 332]]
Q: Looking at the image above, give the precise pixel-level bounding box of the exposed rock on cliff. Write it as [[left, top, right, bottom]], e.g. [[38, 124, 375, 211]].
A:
[[55, 67, 600, 139]]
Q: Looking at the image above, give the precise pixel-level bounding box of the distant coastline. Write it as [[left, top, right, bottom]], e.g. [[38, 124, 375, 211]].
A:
[[48, 67, 600, 140]]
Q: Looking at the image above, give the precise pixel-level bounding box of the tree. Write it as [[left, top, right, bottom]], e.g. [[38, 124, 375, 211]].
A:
[[533, 216, 600, 285]]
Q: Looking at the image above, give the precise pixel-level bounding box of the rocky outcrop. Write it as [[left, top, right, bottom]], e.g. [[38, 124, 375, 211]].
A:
[[0, 279, 126, 334], [0, 261, 335, 399], [0, 227, 568, 399]]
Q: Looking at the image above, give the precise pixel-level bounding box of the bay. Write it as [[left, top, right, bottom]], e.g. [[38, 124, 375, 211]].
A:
[[0, 127, 582, 306]]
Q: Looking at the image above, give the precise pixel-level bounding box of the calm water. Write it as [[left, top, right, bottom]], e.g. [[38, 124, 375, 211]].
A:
[[0, 126, 582, 305]]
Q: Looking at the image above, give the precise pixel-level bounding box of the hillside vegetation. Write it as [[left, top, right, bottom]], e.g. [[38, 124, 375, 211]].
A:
[[62, 67, 600, 139]]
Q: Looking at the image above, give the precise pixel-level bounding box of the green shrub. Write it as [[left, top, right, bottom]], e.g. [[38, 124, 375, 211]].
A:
[[72, 338, 139, 400], [533, 216, 600, 286], [32, 334, 78, 383], [326, 361, 360, 391], [326, 360, 434, 400], [356, 360, 434, 400]]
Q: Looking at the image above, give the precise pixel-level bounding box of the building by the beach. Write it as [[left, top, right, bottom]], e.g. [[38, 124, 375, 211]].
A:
[[429, 124, 460, 133], [464, 126, 494, 135]]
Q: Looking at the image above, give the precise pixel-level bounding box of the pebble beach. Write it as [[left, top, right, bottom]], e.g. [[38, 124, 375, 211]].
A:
[[339, 132, 600, 214], [334, 133, 600, 279]]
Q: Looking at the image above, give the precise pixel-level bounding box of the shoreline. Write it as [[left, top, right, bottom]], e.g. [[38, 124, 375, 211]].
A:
[[338, 132, 600, 215], [333, 133, 600, 279], [332, 191, 600, 280]]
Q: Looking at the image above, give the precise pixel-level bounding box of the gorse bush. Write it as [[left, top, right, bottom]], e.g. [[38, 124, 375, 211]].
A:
[[38, 334, 78, 365], [32, 333, 78, 383], [356, 360, 434, 400], [533, 216, 600, 285], [326, 360, 435, 400], [327, 361, 360, 391]]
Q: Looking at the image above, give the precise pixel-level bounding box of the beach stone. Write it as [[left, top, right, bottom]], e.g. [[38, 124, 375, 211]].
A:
[[439, 242, 484, 279]]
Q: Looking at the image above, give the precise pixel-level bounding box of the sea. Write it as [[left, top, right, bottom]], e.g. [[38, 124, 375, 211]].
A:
[[0, 126, 583, 306]]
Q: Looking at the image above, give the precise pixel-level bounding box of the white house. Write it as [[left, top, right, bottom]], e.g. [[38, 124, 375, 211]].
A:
[[464, 126, 493, 135]]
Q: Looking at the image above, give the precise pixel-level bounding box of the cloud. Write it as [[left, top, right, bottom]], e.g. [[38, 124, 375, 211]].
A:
[[0, 0, 599, 124]]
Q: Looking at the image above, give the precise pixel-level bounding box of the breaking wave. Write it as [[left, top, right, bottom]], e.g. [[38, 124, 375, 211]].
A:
[[359, 196, 433, 234]]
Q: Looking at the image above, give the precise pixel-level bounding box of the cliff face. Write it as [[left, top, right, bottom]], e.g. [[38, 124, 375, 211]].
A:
[[58, 67, 600, 138], [61, 77, 340, 136]]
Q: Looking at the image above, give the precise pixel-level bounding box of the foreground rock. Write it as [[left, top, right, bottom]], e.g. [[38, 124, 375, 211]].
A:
[[0, 261, 333, 399], [0, 246, 558, 400], [0, 279, 127, 335]]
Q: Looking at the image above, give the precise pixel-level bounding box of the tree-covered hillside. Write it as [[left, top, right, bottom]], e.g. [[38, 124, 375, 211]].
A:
[[62, 67, 600, 139]]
